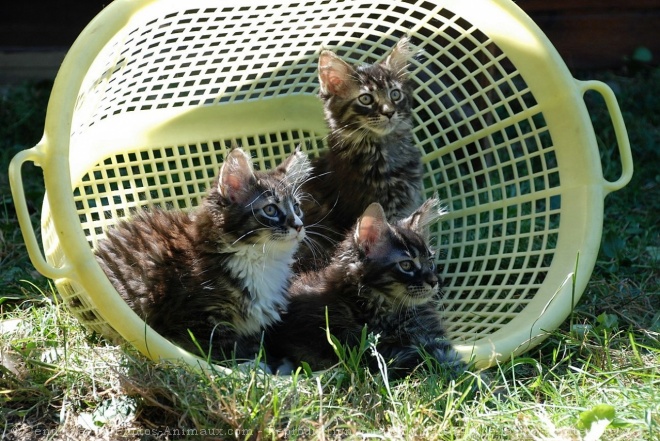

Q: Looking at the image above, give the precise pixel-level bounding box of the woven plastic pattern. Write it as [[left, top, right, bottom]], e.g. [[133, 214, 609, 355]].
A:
[[9, 0, 630, 367], [63, 1, 560, 353]]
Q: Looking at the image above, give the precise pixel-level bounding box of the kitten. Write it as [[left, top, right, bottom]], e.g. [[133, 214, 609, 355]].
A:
[[266, 197, 466, 379], [300, 38, 424, 269], [95, 147, 312, 362]]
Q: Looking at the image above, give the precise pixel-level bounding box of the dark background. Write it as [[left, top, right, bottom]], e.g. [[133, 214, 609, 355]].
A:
[[1, 0, 658, 83]]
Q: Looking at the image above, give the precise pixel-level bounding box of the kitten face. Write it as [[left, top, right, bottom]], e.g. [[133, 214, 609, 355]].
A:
[[349, 69, 409, 137], [318, 39, 413, 141], [362, 223, 439, 307], [208, 148, 311, 253], [247, 190, 303, 247], [354, 200, 444, 307]]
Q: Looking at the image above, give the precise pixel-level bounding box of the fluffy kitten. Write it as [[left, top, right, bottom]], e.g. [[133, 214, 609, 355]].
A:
[[300, 38, 424, 268], [95, 148, 312, 362], [266, 197, 465, 379]]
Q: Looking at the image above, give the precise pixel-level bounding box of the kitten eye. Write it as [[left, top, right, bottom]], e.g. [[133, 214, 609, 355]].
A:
[[262, 204, 279, 217], [398, 260, 415, 272], [358, 93, 374, 106], [389, 89, 402, 101], [293, 203, 302, 216]]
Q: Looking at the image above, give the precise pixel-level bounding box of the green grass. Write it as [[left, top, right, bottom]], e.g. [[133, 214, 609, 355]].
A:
[[1, 81, 49, 303], [1, 66, 659, 440]]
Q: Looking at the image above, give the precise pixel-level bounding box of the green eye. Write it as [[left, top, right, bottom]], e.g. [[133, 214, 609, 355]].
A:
[[398, 260, 414, 272], [263, 204, 278, 217], [358, 93, 374, 106], [390, 89, 402, 101]]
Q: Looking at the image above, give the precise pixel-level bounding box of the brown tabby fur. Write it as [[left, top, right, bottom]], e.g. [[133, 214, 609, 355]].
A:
[[299, 38, 424, 270], [267, 197, 466, 379], [95, 148, 311, 362]]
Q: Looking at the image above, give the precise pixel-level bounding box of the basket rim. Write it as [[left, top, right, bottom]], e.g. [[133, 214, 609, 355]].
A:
[[29, 0, 620, 369]]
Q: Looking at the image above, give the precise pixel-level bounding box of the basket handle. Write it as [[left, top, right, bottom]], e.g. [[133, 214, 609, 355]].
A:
[[9, 146, 71, 280], [578, 80, 634, 195]]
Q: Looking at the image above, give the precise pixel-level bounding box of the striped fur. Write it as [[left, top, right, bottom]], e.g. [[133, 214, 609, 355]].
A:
[[266, 197, 466, 379], [299, 38, 424, 270], [95, 148, 311, 362]]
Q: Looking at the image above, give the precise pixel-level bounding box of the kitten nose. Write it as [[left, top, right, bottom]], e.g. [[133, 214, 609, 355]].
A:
[[290, 216, 303, 233], [380, 104, 395, 119], [425, 273, 438, 287]]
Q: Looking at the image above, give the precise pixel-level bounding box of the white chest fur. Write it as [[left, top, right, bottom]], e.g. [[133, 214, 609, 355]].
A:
[[225, 242, 296, 335]]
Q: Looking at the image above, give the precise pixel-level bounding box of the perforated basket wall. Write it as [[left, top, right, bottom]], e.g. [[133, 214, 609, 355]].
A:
[[10, 0, 632, 369]]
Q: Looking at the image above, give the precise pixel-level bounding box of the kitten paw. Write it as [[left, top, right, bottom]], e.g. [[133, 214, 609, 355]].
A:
[[273, 358, 296, 376]]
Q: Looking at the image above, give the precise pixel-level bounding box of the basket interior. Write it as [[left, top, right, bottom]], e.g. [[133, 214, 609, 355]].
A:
[[47, 0, 566, 346]]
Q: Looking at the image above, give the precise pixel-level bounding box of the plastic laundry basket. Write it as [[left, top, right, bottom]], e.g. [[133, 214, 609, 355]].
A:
[[9, 0, 632, 370]]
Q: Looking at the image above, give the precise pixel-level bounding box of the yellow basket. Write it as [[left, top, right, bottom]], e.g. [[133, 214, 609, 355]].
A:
[[9, 0, 632, 370]]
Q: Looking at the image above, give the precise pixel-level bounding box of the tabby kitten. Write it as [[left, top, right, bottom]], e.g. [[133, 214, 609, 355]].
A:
[[300, 38, 424, 268], [266, 197, 465, 379], [95, 148, 312, 362]]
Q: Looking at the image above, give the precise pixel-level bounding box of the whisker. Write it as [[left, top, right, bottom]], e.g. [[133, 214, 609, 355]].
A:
[[304, 196, 340, 229], [230, 226, 269, 246], [299, 236, 330, 268], [292, 171, 333, 202], [304, 225, 341, 237], [245, 189, 274, 209]]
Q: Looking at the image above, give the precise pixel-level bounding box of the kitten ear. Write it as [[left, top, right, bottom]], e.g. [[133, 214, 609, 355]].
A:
[[400, 195, 447, 240], [278, 145, 312, 187], [218, 148, 256, 204], [318, 50, 356, 97], [383, 37, 412, 79], [355, 203, 389, 254]]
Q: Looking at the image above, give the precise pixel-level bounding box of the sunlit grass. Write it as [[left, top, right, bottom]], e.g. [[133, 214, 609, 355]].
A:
[[1, 67, 659, 439], [1, 282, 658, 440]]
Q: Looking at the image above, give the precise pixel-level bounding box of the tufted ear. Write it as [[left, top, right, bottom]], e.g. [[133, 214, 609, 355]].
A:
[[218, 148, 256, 204], [278, 145, 313, 188], [355, 203, 389, 255], [399, 195, 447, 241], [383, 37, 412, 80], [318, 49, 357, 97]]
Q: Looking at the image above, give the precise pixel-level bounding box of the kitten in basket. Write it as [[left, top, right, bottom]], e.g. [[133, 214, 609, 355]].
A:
[[265, 196, 467, 380], [95, 147, 312, 363], [300, 37, 424, 270]]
